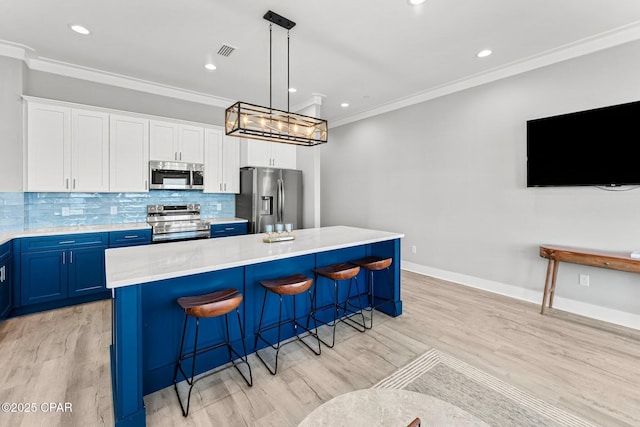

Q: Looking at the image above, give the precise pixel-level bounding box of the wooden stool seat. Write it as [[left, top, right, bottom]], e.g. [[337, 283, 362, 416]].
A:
[[177, 288, 242, 318], [348, 256, 395, 330], [312, 262, 365, 348], [174, 287, 251, 416], [255, 274, 321, 374], [314, 263, 360, 281], [351, 256, 392, 271], [260, 274, 313, 295]]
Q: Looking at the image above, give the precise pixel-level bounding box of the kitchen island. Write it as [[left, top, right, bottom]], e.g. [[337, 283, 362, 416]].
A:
[[106, 225, 403, 427]]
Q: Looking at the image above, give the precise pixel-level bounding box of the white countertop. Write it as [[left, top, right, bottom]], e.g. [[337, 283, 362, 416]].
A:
[[205, 217, 248, 224], [0, 223, 151, 246], [0, 217, 246, 246], [105, 226, 404, 289]]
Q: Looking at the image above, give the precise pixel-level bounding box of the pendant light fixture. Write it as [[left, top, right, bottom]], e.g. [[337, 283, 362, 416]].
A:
[[225, 10, 328, 146]]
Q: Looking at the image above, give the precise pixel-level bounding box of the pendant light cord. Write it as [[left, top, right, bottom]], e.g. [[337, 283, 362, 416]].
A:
[[269, 23, 273, 111], [287, 30, 290, 113]]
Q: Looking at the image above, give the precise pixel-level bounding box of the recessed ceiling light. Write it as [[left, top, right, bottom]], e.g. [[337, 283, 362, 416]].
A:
[[69, 24, 91, 35], [288, 87, 297, 93], [476, 49, 492, 58], [341, 103, 349, 108], [408, 0, 427, 5], [204, 63, 217, 71]]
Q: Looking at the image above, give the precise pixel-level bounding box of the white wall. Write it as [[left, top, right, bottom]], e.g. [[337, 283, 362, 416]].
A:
[[0, 56, 24, 191], [321, 40, 640, 327]]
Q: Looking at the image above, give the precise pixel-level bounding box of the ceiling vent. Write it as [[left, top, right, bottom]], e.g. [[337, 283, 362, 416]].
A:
[[217, 44, 236, 57]]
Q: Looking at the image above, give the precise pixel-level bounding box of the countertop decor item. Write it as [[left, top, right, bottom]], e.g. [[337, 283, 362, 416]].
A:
[[225, 10, 328, 147], [262, 233, 295, 243]]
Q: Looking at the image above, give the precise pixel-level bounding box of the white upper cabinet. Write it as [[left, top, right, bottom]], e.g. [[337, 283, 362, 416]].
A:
[[26, 102, 71, 192], [110, 115, 149, 192], [71, 109, 110, 192], [26, 102, 109, 192], [150, 120, 204, 163], [204, 127, 240, 194], [239, 139, 296, 169], [222, 135, 240, 193], [179, 125, 205, 163]]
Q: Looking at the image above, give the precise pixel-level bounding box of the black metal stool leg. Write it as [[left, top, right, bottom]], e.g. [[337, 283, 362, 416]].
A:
[[367, 270, 375, 329], [317, 279, 340, 348], [174, 316, 200, 417], [225, 310, 253, 386], [342, 277, 366, 332]]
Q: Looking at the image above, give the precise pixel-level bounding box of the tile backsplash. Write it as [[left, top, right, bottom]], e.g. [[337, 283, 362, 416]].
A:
[[0, 192, 25, 232], [0, 191, 235, 231]]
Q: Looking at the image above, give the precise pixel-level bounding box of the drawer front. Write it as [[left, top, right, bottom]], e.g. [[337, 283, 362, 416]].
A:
[[210, 223, 247, 238], [21, 233, 109, 252], [109, 229, 152, 247]]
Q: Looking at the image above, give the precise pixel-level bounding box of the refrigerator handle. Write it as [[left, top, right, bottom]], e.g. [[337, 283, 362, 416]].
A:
[[277, 178, 284, 223]]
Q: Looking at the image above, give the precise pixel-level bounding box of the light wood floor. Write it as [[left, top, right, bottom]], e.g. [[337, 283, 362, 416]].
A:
[[1, 271, 639, 426]]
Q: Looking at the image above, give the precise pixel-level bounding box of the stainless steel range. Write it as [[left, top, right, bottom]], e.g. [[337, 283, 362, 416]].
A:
[[147, 204, 210, 243]]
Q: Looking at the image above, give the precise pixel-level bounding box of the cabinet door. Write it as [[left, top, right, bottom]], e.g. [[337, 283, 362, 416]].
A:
[[271, 142, 297, 169], [110, 114, 149, 192], [149, 120, 178, 161], [178, 125, 204, 163], [21, 250, 67, 305], [72, 109, 110, 192], [222, 135, 240, 193], [0, 257, 11, 318], [68, 246, 106, 297], [241, 139, 272, 168], [26, 102, 71, 191], [203, 128, 223, 193]]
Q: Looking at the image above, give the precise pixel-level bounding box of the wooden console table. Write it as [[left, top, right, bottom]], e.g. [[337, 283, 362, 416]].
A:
[[539, 245, 640, 314]]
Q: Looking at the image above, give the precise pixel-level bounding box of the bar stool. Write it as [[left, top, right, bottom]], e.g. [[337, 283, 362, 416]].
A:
[[173, 288, 252, 417], [313, 263, 366, 348], [254, 274, 321, 375], [350, 256, 394, 329]]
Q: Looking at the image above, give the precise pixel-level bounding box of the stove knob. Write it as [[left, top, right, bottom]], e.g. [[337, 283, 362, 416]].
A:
[[194, 204, 200, 210], [157, 205, 164, 212], [187, 204, 194, 210]]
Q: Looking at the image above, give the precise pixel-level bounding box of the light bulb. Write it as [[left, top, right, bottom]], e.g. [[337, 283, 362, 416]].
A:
[[69, 25, 91, 35]]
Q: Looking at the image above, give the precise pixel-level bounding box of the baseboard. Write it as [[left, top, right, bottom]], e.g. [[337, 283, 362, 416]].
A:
[[401, 260, 640, 331]]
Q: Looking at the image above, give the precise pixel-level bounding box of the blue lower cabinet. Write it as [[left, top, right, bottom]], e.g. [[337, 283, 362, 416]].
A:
[[21, 250, 67, 305], [17, 233, 109, 313], [109, 229, 152, 248], [68, 246, 107, 297], [210, 222, 247, 238], [0, 244, 12, 318]]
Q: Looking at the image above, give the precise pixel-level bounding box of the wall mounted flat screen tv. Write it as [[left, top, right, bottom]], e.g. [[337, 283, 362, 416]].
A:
[[527, 100, 640, 187]]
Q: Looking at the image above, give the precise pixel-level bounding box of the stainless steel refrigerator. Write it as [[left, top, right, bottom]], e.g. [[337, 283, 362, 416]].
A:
[[236, 167, 303, 234]]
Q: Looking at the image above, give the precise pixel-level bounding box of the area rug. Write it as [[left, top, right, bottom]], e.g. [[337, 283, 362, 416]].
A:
[[373, 349, 596, 427]]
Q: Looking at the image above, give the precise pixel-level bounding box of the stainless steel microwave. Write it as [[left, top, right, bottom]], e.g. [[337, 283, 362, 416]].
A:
[[149, 161, 204, 190]]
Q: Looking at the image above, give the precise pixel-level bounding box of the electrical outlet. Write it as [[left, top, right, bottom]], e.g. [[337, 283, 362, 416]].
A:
[[216, 203, 222, 211], [579, 274, 590, 287], [411, 245, 417, 254], [61, 207, 70, 217], [111, 206, 118, 215]]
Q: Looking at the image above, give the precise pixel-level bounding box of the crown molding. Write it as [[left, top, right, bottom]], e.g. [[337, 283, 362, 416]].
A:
[[331, 21, 640, 128], [0, 40, 34, 61], [0, 40, 233, 109], [3, 19, 640, 126]]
